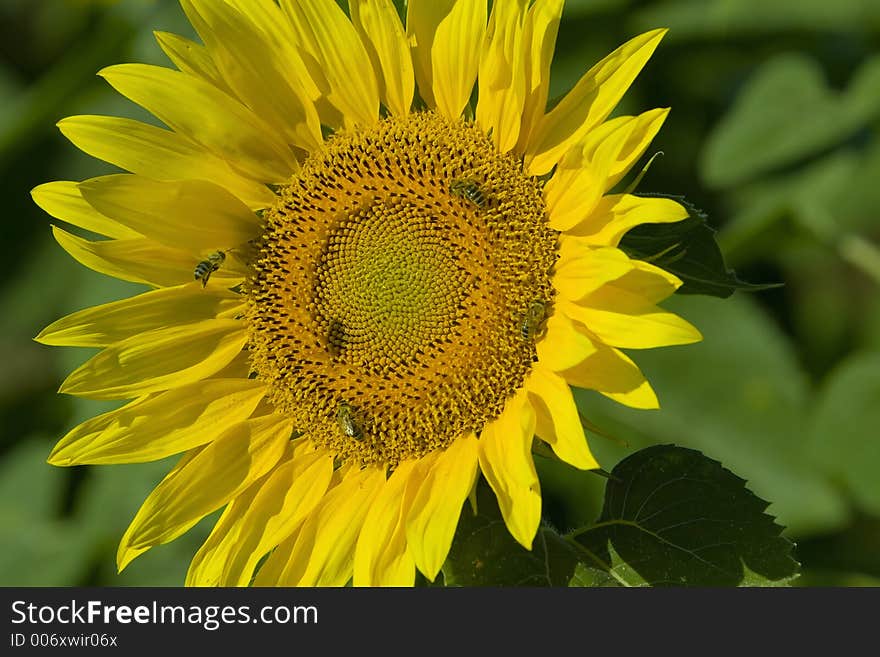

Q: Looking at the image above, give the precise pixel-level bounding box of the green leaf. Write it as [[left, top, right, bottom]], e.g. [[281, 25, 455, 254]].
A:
[[570, 445, 800, 586], [443, 481, 580, 586], [807, 352, 880, 516], [700, 53, 880, 188], [619, 194, 779, 298]]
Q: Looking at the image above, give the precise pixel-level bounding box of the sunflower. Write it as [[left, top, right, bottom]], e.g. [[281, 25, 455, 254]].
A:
[[33, 0, 701, 586]]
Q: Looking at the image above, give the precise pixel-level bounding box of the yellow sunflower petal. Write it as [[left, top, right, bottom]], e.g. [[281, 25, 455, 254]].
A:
[[561, 290, 702, 350], [48, 379, 267, 466], [271, 466, 386, 586], [99, 63, 297, 182], [56, 116, 274, 210], [553, 243, 635, 302], [35, 283, 241, 348], [251, 531, 299, 586], [350, 0, 414, 118], [353, 459, 419, 587], [535, 311, 598, 371], [560, 344, 660, 409], [213, 0, 324, 110], [280, 0, 379, 128], [525, 367, 599, 470], [566, 193, 689, 246], [626, 259, 683, 303], [31, 181, 138, 240], [117, 413, 292, 570], [515, 0, 563, 154], [180, 0, 323, 152], [478, 389, 540, 549], [78, 175, 259, 255], [406, 433, 479, 581], [525, 29, 667, 175], [406, 0, 456, 109], [153, 30, 229, 92], [59, 319, 248, 399], [430, 0, 487, 119], [51, 226, 244, 289], [184, 471, 264, 587], [187, 443, 334, 586], [544, 119, 637, 231], [598, 108, 669, 191], [476, 0, 527, 152]]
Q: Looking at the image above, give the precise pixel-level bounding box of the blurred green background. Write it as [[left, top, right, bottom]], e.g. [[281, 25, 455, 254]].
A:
[[1, 0, 879, 586]]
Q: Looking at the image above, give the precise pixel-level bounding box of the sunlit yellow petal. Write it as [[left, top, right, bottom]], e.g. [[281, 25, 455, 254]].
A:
[[99, 63, 298, 182], [153, 30, 229, 92], [476, 0, 527, 152], [478, 389, 540, 549], [545, 119, 635, 231], [51, 226, 245, 289], [48, 379, 267, 466], [430, 0, 487, 119], [515, 0, 563, 154], [350, 0, 414, 118], [406, 433, 479, 581], [406, 0, 456, 109], [560, 344, 660, 409], [525, 367, 599, 470], [187, 443, 335, 586], [78, 175, 259, 256], [525, 29, 667, 175], [35, 283, 240, 348], [271, 466, 386, 586], [553, 243, 635, 302], [60, 319, 248, 399], [180, 0, 323, 152], [535, 311, 598, 371], [31, 181, 138, 240], [280, 0, 380, 128], [56, 116, 274, 210], [566, 193, 689, 246], [353, 459, 419, 587], [562, 294, 702, 350], [117, 414, 292, 570]]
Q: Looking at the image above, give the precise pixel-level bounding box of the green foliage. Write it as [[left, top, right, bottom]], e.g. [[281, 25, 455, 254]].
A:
[[445, 446, 798, 586], [1, 0, 878, 587], [444, 484, 580, 586], [578, 294, 851, 536], [807, 353, 880, 516], [701, 54, 880, 189], [572, 445, 798, 586]]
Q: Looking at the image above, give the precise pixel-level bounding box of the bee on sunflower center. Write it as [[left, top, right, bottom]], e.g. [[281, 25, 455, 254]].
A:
[[449, 177, 487, 209]]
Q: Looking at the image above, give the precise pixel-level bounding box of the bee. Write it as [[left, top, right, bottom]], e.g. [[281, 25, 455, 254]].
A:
[[449, 178, 487, 209], [194, 250, 226, 287], [520, 300, 547, 341], [335, 401, 363, 441]]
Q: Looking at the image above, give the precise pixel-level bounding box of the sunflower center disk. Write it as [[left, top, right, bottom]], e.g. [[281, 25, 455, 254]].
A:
[[246, 111, 558, 467]]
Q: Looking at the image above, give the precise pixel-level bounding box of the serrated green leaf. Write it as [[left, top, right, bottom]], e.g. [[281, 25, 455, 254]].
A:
[[443, 481, 580, 586], [619, 194, 779, 298], [570, 445, 800, 587]]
